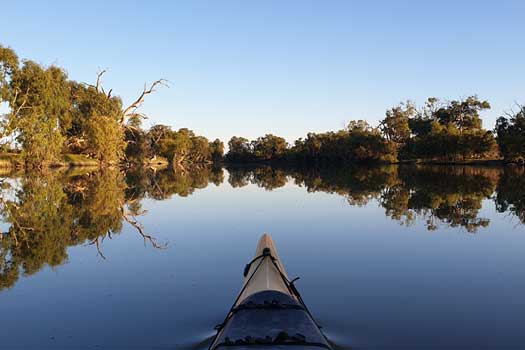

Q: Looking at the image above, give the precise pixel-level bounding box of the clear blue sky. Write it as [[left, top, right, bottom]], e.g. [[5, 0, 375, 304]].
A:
[[1, 0, 524, 143]]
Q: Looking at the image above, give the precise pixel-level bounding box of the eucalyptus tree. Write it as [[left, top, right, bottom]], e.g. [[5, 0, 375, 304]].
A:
[[6, 60, 71, 167], [226, 136, 252, 161], [251, 134, 288, 160], [380, 101, 415, 144], [209, 138, 224, 162], [495, 105, 525, 163], [0, 44, 166, 167]]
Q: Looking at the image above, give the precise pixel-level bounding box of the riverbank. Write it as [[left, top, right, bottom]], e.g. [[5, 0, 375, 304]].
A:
[[0, 153, 520, 171], [222, 158, 521, 168], [0, 153, 100, 168]]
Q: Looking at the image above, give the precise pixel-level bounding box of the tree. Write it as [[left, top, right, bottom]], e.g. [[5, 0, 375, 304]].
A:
[[346, 122, 397, 163], [6, 60, 71, 167], [68, 80, 123, 154], [288, 121, 397, 164], [495, 105, 525, 163], [172, 128, 193, 165], [434, 96, 490, 132], [251, 134, 288, 160], [189, 135, 211, 163], [406, 96, 494, 161], [380, 101, 414, 143], [226, 136, 252, 161], [209, 138, 224, 162], [73, 71, 165, 164], [147, 124, 173, 158], [347, 120, 374, 133], [0, 45, 18, 103], [84, 115, 126, 164], [145, 125, 216, 165]]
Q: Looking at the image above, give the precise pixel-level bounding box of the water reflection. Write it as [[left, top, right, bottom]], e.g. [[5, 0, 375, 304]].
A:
[[495, 167, 525, 223], [226, 165, 510, 233], [0, 164, 523, 291], [0, 165, 228, 290]]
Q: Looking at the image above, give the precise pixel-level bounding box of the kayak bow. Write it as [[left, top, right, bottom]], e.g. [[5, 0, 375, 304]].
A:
[[209, 234, 332, 350]]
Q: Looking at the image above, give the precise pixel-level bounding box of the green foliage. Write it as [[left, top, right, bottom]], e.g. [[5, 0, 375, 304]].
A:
[[0, 45, 18, 102], [0, 44, 516, 168], [380, 101, 414, 144], [495, 106, 525, 163], [85, 115, 126, 164], [400, 96, 496, 161], [0, 44, 158, 168], [4, 60, 72, 167], [227, 136, 252, 161], [251, 134, 287, 160], [289, 121, 396, 164], [68, 82, 123, 153], [124, 128, 152, 162], [345, 121, 397, 163], [209, 138, 224, 162], [434, 96, 490, 131], [145, 124, 216, 165], [226, 124, 396, 164], [172, 128, 194, 164]]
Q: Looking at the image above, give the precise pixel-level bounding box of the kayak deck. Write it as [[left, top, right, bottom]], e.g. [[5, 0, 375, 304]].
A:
[[236, 233, 293, 305], [209, 234, 332, 350]]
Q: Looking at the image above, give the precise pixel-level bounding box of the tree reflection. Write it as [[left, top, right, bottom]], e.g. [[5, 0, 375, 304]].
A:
[[0, 164, 523, 290], [1, 172, 74, 289], [0, 165, 223, 290], [227, 165, 506, 233], [384, 166, 499, 232], [495, 167, 525, 223]]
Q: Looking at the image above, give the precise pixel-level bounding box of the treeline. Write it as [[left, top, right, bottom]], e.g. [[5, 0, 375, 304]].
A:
[[2, 44, 524, 168], [226, 97, 525, 164], [126, 125, 223, 167], [0, 45, 224, 168]]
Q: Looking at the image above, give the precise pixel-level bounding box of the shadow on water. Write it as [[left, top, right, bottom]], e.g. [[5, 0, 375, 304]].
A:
[[0, 163, 524, 348]]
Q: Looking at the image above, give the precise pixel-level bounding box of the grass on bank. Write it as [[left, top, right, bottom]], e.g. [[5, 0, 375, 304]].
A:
[[0, 153, 100, 168]]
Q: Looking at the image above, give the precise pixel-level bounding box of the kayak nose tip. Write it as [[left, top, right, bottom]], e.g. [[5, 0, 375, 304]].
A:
[[261, 232, 272, 239], [259, 233, 274, 246]]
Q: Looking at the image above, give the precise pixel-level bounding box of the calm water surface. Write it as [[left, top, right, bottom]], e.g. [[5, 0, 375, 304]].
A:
[[0, 165, 524, 349]]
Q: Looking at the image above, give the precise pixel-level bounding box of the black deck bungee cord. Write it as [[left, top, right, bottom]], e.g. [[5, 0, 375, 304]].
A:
[[209, 248, 331, 350], [210, 249, 268, 339]]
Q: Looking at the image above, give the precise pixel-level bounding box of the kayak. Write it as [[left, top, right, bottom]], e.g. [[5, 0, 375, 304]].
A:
[[209, 234, 332, 350]]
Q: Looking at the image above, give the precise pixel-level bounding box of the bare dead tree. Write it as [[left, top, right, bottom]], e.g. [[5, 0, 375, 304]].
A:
[[95, 69, 106, 93], [82, 69, 108, 94], [121, 79, 168, 125]]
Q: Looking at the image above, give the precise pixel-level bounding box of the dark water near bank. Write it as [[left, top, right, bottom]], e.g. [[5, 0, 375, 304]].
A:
[[0, 165, 524, 349]]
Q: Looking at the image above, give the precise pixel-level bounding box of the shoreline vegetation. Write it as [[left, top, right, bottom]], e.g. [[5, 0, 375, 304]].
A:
[[224, 100, 525, 166], [1, 44, 524, 170]]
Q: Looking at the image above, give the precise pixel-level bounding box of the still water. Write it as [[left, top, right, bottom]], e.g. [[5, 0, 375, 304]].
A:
[[0, 165, 524, 349]]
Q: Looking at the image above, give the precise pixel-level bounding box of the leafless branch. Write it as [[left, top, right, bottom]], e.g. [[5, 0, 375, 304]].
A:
[[88, 236, 107, 260], [122, 209, 167, 249], [121, 79, 168, 124], [95, 69, 107, 93]]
